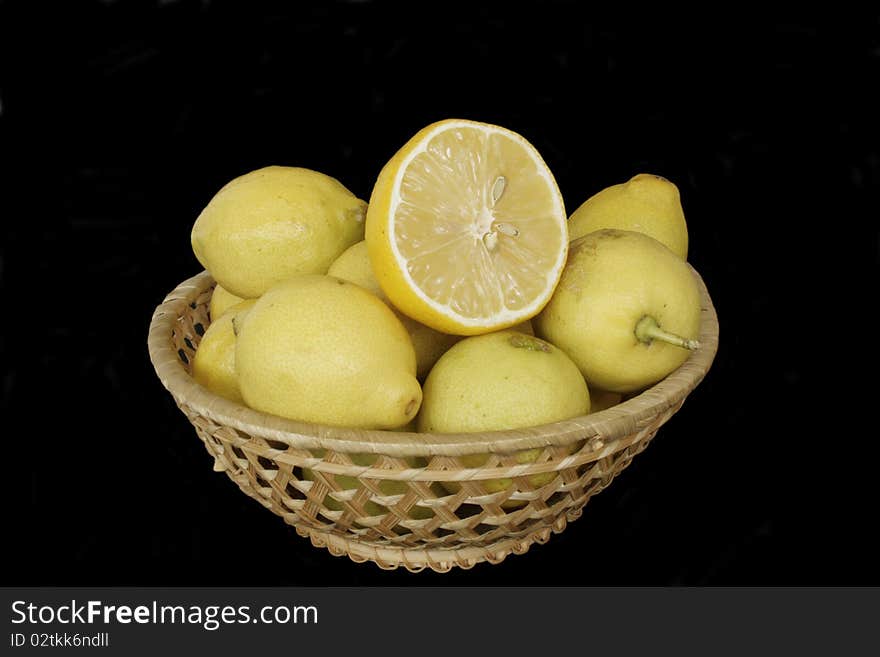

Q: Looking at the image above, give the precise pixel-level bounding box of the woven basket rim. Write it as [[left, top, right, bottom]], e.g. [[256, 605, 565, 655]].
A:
[[147, 267, 719, 457]]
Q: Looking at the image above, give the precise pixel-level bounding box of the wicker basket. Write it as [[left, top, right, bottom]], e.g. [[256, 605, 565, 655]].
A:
[[147, 268, 718, 572]]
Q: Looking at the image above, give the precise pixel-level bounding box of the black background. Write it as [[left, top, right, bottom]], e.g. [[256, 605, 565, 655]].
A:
[[1, 1, 876, 585]]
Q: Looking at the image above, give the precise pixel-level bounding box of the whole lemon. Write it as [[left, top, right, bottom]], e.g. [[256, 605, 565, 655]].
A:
[[235, 274, 421, 429], [417, 331, 590, 505], [192, 299, 256, 403], [568, 173, 688, 259], [328, 241, 460, 380], [535, 229, 701, 394], [191, 166, 367, 298], [208, 284, 245, 321]]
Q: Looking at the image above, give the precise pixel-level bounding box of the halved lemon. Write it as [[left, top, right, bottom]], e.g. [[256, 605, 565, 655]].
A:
[[365, 119, 568, 336]]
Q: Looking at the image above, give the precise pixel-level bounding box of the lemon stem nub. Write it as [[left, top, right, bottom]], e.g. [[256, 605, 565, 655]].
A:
[[635, 315, 700, 350]]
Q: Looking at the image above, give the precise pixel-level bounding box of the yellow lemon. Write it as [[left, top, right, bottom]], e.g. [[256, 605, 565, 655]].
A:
[[513, 319, 535, 336], [568, 173, 688, 259], [328, 241, 460, 379], [417, 331, 590, 506], [191, 166, 367, 298], [235, 274, 421, 429], [191, 299, 256, 403], [208, 284, 245, 321], [535, 229, 701, 393], [365, 119, 568, 336]]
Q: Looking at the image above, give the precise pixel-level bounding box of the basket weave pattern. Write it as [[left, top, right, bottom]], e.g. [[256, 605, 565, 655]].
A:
[[148, 270, 718, 572]]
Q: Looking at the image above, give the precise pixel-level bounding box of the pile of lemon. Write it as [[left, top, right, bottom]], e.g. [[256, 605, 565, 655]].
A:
[[191, 119, 700, 439]]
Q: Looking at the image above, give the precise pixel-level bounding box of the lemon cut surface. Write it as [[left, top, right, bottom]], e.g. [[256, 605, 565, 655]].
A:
[[366, 119, 568, 335]]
